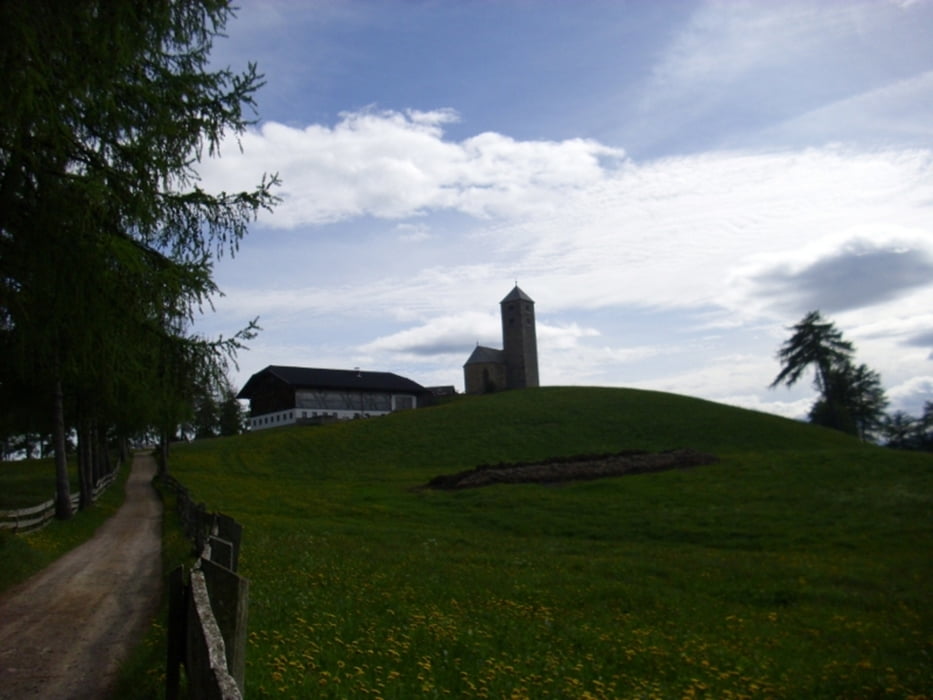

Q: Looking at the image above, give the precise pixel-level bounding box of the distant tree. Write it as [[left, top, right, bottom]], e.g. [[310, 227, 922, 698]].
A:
[[190, 375, 244, 438], [192, 390, 219, 440], [771, 311, 887, 439], [843, 363, 888, 440], [809, 362, 888, 439], [883, 402, 933, 451], [922, 401, 933, 450], [770, 311, 855, 404], [218, 383, 247, 436], [882, 411, 920, 449]]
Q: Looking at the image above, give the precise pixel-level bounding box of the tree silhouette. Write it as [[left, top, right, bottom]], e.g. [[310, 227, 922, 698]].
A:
[[808, 362, 888, 439], [770, 311, 855, 398], [770, 311, 890, 438]]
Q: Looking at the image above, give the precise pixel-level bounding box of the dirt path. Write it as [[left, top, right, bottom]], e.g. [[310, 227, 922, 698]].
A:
[[0, 453, 162, 699]]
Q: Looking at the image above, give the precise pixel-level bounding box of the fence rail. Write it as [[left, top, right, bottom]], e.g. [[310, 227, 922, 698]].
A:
[[0, 471, 118, 534], [161, 473, 248, 700]]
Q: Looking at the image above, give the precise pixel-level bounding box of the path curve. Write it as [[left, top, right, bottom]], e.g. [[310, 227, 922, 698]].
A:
[[0, 453, 162, 699]]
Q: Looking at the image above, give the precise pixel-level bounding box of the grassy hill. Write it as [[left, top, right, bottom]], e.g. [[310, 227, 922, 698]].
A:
[[168, 387, 932, 699]]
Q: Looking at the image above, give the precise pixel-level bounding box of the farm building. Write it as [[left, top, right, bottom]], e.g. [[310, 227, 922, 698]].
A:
[[237, 365, 430, 431], [463, 285, 539, 394]]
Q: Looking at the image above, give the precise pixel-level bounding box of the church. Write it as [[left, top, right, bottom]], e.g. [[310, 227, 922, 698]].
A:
[[463, 285, 539, 394]]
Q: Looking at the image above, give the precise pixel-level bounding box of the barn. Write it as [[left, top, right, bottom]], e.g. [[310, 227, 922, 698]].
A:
[[237, 365, 430, 431]]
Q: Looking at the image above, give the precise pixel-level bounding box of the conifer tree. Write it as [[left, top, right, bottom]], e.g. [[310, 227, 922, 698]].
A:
[[771, 311, 888, 439], [0, 1, 277, 515]]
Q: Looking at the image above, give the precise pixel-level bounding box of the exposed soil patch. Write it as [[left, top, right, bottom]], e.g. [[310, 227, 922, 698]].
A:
[[424, 448, 718, 490]]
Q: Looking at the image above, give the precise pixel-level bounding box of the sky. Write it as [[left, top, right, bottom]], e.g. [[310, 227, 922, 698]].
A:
[[195, 0, 933, 420]]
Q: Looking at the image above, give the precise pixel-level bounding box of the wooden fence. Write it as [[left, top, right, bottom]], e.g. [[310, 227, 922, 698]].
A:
[[0, 470, 118, 534], [162, 474, 249, 700]]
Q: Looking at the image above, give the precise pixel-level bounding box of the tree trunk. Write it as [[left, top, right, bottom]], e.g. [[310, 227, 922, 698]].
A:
[[77, 419, 93, 510], [98, 426, 111, 479], [52, 381, 73, 520], [159, 428, 170, 476], [91, 422, 102, 486], [119, 435, 130, 467]]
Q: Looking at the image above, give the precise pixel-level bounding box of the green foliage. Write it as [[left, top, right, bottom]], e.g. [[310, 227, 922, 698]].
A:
[[883, 402, 933, 451], [770, 310, 854, 395], [0, 0, 277, 504], [164, 388, 933, 698], [189, 374, 246, 439], [772, 311, 888, 439]]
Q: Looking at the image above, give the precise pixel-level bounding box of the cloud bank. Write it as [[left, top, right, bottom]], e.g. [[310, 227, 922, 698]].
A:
[[203, 109, 626, 226]]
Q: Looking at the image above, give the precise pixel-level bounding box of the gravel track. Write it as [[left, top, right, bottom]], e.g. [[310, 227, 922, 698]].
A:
[[0, 454, 162, 699]]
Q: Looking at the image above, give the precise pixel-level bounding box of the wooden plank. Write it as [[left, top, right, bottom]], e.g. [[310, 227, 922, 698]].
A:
[[13, 513, 53, 533], [207, 536, 234, 572], [187, 569, 243, 700], [200, 558, 249, 694], [214, 515, 242, 572], [166, 566, 187, 700], [0, 498, 54, 519]]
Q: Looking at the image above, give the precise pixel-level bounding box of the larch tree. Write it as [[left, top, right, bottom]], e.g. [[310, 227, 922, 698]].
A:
[[769, 311, 855, 403], [770, 311, 888, 439], [0, 1, 277, 516]]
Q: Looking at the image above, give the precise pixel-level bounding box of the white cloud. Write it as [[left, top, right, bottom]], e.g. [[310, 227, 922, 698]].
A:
[[716, 394, 814, 421], [395, 223, 432, 243], [199, 109, 626, 226], [201, 110, 932, 318], [646, 2, 848, 96], [361, 311, 501, 358], [886, 375, 933, 414], [756, 70, 933, 146], [617, 0, 933, 155]]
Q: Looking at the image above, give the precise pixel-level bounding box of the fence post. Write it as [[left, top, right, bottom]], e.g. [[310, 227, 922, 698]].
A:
[[186, 569, 243, 700], [207, 536, 235, 571], [166, 565, 187, 700], [214, 514, 242, 571], [200, 558, 250, 692]]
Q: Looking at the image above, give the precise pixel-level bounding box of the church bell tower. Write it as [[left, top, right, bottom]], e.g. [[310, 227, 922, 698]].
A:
[[500, 285, 539, 389]]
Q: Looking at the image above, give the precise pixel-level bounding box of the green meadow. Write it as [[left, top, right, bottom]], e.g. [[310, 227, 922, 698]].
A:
[[0, 457, 78, 510], [168, 387, 931, 698]]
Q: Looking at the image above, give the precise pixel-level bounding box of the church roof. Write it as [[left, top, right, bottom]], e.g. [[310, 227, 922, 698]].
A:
[[463, 345, 505, 366], [501, 285, 534, 304], [237, 365, 427, 399]]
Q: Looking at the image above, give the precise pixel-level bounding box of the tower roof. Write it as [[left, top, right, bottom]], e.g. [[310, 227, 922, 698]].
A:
[[500, 285, 534, 304]]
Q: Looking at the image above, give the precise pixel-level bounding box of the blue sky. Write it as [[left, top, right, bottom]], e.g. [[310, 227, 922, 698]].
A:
[[196, 0, 933, 419]]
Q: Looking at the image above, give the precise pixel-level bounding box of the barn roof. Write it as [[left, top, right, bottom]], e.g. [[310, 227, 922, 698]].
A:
[[237, 365, 427, 399], [463, 345, 505, 366], [501, 285, 534, 304]]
